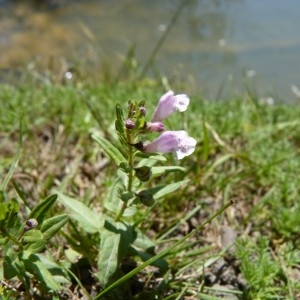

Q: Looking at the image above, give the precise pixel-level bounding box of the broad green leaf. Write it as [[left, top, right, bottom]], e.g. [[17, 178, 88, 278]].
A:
[[57, 193, 102, 233], [97, 222, 121, 287], [40, 214, 69, 240], [97, 220, 134, 287], [24, 240, 46, 253], [154, 179, 189, 200], [29, 194, 57, 224], [65, 248, 82, 264], [23, 230, 46, 253], [34, 253, 71, 285], [23, 229, 43, 244], [3, 249, 18, 279], [22, 253, 61, 292], [104, 178, 124, 214], [123, 206, 137, 217], [92, 133, 126, 166], [131, 229, 168, 272], [132, 228, 155, 253]]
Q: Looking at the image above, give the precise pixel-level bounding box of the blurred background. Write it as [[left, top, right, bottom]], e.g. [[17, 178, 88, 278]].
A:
[[0, 0, 300, 101]]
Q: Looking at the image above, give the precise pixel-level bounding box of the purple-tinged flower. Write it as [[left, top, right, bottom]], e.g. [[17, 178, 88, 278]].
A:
[[139, 106, 147, 116], [146, 121, 165, 132], [151, 90, 190, 122], [125, 119, 135, 129], [143, 130, 196, 160]]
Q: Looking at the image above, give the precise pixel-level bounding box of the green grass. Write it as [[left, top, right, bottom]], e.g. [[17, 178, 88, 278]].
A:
[[1, 79, 300, 299]]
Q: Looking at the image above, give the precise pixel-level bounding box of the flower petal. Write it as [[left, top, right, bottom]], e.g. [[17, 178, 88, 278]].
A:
[[151, 90, 190, 122], [143, 130, 196, 160]]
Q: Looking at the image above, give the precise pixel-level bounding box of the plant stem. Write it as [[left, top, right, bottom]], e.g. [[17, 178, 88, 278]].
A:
[[114, 130, 134, 222]]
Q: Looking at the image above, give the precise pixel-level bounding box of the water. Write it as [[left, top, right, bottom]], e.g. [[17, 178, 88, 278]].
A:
[[1, 0, 300, 101]]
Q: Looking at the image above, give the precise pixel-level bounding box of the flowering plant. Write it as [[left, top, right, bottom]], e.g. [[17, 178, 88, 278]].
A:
[[57, 90, 197, 295]]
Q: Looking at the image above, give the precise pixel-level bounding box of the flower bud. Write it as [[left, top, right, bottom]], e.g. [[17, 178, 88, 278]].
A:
[[139, 106, 147, 116], [134, 166, 152, 182], [24, 218, 38, 231], [125, 119, 135, 129], [146, 122, 165, 132], [12, 245, 20, 252], [136, 190, 155, 207]]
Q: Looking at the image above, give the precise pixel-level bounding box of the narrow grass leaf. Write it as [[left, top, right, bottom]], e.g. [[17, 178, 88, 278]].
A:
[[203, 153, 235, 181], [57, 193, 102, 233], [92, 133, 126, 166], [0, 115, 22, 192], [201, 117, 209, 163]]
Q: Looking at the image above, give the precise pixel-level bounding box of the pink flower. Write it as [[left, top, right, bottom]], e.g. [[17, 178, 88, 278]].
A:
[[143, 131, 196, 160], [151, 90, 190, 122]]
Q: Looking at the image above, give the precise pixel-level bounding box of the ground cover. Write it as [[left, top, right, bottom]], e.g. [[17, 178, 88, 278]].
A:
[[1, 79, 300, 299]]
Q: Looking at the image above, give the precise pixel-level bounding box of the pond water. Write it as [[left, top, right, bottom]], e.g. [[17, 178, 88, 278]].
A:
[[1, 0, 300, 101]]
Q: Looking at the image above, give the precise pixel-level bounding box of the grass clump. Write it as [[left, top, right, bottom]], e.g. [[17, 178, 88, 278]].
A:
[[0, 79, 300, 299]]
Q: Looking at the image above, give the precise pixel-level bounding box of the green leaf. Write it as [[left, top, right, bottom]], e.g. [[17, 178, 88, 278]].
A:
[[29, 194, 57, 224], [131, 229, 168, 272], [154, 179, 189, 200], [0, 200, 19, 227], [151, 166, 186, 176], [22, 252, 61, 292], [203, 153, 234, 181], [57, 193, 103, 233], [105, 178, 124, 214], [92, 133, 127, 166], [132, 228, 155, 253], [133, 250, 168, 273], [34, 253, 71, 285], [23, 229, 43, 244], [115, 104, 126, 141], [24, 240, 46, 253], [3, 248, 19, 279], [23, 230, 46, 253], [97, 223, 121, 287], [65, 248, 82, 264], [40, 214, 69, 240], [97, 220, 134, 287], [201, 118, 209, 163], [0, 116, 22, 192], [0, 203, 9, 221]]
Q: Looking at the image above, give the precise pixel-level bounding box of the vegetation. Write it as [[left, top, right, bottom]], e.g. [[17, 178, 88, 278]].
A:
[[1, 74, 300, 299]]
